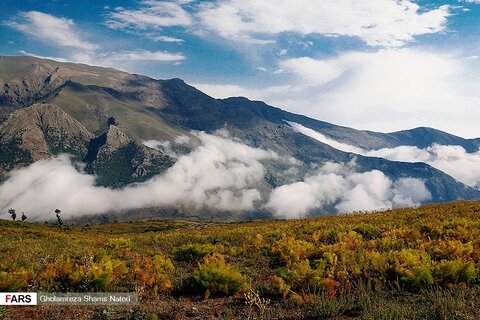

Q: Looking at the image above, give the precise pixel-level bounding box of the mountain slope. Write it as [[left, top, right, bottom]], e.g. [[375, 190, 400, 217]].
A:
[[388, 127, 480, 152], [0, 103, 93, 178], [0, 103, 174, 186], [0, 55, 479, 218]]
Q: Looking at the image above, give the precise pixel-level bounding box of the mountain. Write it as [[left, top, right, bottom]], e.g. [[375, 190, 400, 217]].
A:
[[268, 103, 480, 152], [0, 56, 479, 219]]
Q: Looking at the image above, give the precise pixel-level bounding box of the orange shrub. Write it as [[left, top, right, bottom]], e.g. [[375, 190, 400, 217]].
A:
[[133, 254, 174, 294]]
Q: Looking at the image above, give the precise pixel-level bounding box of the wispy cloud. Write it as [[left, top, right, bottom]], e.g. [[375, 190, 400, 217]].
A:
[[19, 49, 186, 69], [106, 0, 192, 30], [367, 145, 480, 189], [18, 50, 71, 63], [287, 122, 364, 154], [99, 50, 185, 62], [149, 35, 185, 43], [8, 10, 187, 69], [6, 11, 98, 50], [102, 0, 451, 47]]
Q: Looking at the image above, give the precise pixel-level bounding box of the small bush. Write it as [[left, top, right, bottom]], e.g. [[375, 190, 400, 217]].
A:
[[386, 249, 434, 290], [105, 237, 133, 258], [0, 268, 33, 291], [133, 254, 174, 294], [353, 224, 381, 240], [433, 259, 476, 285], [88, 257, 128, 291], [271, 235, 314, 266], [174, 243, 218, 262], [37, 257, 87, 291], [277, 259, 341, 298], [190, 253, 249, 299], [0, 306, 10, 319], [268, 275, 291, 298]]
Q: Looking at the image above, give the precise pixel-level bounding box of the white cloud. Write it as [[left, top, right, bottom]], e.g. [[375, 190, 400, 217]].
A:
[[192, 84, 253, 99], [365, 146, 430, 163], [9, 11, 186, 69], [19, 49, 186, 70], [289, 122, 480, 189], [266, 161, 431, 218], [150, 35, 185, 43], [279, 57, 348, 86], [0, 132, 278, 220], [196, 0, 450, 47], [7, 11, 98, 50], [99, 50, 185, 62], [369, 145, 480, 189], [106, 0, 192, 30]]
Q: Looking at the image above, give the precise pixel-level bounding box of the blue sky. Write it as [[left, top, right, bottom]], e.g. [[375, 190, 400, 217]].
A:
[[1, 0, 480, 137]]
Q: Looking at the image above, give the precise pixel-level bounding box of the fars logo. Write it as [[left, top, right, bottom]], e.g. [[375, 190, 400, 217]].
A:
[[0, 293, 37, 305]]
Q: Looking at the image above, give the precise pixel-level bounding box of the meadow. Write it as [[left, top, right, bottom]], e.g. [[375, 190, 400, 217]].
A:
[[2, 201, 480, 319]]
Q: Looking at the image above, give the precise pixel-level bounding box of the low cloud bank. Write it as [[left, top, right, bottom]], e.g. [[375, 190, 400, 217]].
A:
[[289, 122, 480, 189], [265, 161, 431, 219], [0, 132, 277, 220], [368, 145, 480, 189], [0, 130, 434, 221]]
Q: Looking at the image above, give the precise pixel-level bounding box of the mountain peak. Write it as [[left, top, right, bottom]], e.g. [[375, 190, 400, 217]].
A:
[[104, 125, 130, 151]]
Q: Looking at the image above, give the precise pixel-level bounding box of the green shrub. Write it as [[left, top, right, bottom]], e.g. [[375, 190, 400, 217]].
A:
[[0, 268, 32, 291], [325, 229, 340, 245], [271, 235, 314, 266], [278, 259, 323, 292], [386, 249, 434, 290], [105, 237, 132, 253], [353, 224, 381, 240], [190, 253, 249, 299], [174, 243, 218, 262], [433, 260, 476, 285], [88, 257, 128, 291], [0, 306, 10, 319]]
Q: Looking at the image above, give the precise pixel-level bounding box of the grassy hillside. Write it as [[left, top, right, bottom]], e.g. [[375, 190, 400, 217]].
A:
[[2, 201, 480, 319]]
